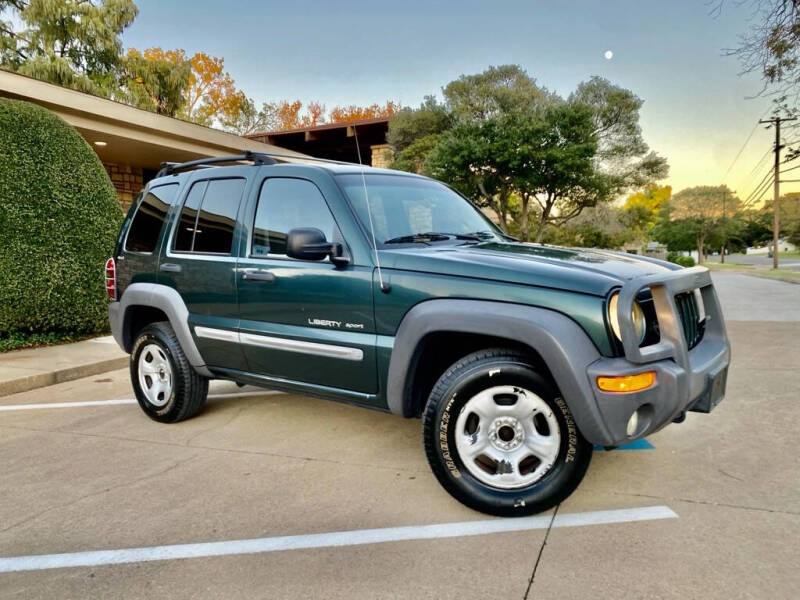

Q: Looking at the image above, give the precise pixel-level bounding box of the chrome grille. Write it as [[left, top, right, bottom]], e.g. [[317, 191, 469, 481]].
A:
[[675, 292, 705, 350]]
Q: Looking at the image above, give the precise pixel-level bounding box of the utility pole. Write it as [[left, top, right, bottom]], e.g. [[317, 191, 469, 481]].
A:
[[759, 116, 797, 269]]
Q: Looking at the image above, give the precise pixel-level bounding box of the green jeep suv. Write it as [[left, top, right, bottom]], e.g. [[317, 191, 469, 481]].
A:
[[106, 152, 730, 516]]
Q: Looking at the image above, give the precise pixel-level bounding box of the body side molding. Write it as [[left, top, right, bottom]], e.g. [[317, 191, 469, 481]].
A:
[[386, 299, 613, 444], [196, 326, 364, 361]]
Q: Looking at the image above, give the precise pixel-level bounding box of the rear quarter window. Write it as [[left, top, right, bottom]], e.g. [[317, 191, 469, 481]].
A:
[[125, 184, 180, 253]]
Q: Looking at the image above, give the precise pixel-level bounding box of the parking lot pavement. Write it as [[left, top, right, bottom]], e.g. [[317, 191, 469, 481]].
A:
[[1, 273, 799, 599]]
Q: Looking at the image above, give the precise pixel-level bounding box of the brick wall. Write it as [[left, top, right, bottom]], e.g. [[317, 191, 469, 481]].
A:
[[103, 163, 143, 212], [370, 144, 393, 168]]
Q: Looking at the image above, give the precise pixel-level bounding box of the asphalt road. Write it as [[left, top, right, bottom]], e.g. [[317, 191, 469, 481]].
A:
[[1, 272, 798, 599]]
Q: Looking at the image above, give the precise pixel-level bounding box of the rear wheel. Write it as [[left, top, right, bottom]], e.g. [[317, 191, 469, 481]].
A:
[[423, 348, 592, 516], [130, 322, 208, 423]]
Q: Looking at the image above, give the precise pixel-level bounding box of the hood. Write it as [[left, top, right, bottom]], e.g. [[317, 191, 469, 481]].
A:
[[379, 242, 680, 296]]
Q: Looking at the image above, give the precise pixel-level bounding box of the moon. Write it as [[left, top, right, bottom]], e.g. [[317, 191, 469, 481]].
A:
[[604, 50, 614, 60]]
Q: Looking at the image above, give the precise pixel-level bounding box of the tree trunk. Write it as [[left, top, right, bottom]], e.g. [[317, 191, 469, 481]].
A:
[[534, 199, 553, 244], [720, 243, 726, 264], [519, 194, 530, 242], [696, 235, 704, 264]]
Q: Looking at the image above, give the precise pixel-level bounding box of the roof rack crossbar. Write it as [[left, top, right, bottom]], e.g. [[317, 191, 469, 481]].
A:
[[156, 151, 278, 178], [155, 150, 371, 179]]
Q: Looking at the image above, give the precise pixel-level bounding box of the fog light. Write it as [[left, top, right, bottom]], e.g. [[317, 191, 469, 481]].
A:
[[626, 411, 639, 437], [596, 371, 656, 393]]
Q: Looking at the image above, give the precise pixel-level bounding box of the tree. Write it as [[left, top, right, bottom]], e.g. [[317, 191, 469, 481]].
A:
[[623, 184, 672, 244], [442, 64, 551, 122], [720, 0, 800, 158], [180, 51, 242, 126], [652, 185, 741, 263], [328, 101, 398, 123], [397, 66, 667, 241], [121, 48, 191, 116], [0, 0, 138, 95], [388, 96, 451, 173], [220, 95, 269, 136], [541, 204, 637, 249]]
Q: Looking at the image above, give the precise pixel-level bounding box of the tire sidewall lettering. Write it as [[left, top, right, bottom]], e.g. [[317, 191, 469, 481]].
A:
[[439, 393, 460, 478], [554, 397, 577, 463]]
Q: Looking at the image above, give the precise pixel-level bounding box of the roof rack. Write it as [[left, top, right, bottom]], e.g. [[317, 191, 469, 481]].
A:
[[155, 150, 367, 179], [156, 151, 278, 178]]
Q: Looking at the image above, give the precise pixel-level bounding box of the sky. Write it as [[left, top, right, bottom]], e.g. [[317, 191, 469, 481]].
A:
[[123, 0, 798, 202]]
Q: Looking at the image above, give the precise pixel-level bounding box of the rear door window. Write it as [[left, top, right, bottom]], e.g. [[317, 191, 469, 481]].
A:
[[125, 184, 179, 253], [173, 178, 245, 255]]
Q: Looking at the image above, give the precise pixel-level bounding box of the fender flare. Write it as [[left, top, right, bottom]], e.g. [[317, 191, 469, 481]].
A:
[[385, 299, 613, 444], [109, 283, 213, 377]]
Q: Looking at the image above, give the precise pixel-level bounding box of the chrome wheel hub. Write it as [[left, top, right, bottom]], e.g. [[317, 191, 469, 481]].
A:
[[454, 385, 561, 490], [138, 344, 172, 408]]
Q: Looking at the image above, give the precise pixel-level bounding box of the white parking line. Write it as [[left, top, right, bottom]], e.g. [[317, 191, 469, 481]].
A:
[[0, 390, 284, 412], [0, 506, 677, 573]]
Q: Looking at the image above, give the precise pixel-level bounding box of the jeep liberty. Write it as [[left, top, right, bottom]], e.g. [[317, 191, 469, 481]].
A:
[[106, 152, 731, 516]]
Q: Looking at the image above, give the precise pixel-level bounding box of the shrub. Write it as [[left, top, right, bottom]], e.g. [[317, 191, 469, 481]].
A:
[[665, 251, 695, 268], [0, 98, 123, 338]]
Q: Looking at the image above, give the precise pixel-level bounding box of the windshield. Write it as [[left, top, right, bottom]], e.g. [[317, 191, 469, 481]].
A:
[[337, 174, 502, 246]]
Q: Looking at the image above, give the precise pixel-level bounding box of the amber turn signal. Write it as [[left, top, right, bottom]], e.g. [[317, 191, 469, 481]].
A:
[[596, 371, 656, 393]]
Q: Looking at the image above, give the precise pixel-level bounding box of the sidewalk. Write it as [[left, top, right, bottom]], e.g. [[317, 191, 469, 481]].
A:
[[0, 336, 127, 397]]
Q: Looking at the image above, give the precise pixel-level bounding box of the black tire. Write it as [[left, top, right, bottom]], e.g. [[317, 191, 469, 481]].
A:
[[130, 321, 209, 423], [423, 348, 592, 517]]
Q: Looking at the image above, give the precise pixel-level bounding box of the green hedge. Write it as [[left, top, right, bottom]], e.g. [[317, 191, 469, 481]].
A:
[[0, 98, 123, 338], [666, 251, 696, 268]]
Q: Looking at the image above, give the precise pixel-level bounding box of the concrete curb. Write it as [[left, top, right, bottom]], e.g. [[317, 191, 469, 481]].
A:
[[0, 356, 128, 398]]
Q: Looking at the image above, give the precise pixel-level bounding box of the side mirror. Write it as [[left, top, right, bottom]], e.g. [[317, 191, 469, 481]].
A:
[[286, 228, 348, 265]]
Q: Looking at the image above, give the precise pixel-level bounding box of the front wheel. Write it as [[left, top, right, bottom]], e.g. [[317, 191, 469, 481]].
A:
[[423, 348, 592, 516]]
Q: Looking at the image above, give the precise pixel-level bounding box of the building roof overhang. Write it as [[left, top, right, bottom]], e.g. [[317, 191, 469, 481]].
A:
[[0, 69, 301, 169]]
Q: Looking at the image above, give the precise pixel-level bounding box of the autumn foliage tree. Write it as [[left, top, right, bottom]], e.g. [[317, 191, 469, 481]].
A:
[[328, 101, 399, 123], [180, 51, 242, 125]]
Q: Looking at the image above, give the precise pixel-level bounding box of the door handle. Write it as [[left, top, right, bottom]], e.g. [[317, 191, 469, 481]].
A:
[[242, 269, 275, 283], [159, 263, 182, 273]]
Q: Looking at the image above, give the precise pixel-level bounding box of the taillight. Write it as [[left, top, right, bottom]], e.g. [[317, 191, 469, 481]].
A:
[[105, 258, 116, 300]]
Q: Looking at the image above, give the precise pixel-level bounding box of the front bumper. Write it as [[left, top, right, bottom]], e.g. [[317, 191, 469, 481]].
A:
[[586, 267, 730, 446]]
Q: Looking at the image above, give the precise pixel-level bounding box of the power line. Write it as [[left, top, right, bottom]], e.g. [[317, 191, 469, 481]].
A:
[[743, 168, 774, 206], [723, 106, 773, 181], [780, 163, 800, 174]]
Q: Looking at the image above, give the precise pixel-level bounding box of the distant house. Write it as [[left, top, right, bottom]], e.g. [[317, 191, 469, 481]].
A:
[[0, 69, 298, 210]]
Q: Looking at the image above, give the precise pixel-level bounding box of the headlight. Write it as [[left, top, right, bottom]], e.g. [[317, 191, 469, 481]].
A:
[[607, 292, 646, 344]]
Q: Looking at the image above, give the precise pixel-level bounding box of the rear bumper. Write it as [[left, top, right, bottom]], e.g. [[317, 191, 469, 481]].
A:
[[108, 302, 125, 351], [585, 267, 731, 446]]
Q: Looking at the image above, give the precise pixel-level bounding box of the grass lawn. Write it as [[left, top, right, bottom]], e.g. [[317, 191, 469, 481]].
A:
[[706, 262, 800, 282]]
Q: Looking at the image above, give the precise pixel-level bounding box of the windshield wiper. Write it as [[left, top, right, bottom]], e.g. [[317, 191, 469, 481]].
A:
[[384, 232, 483, 244], [462, 230, 500, 240]]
